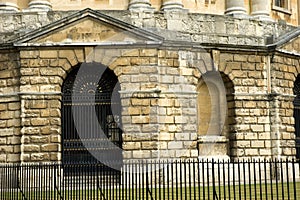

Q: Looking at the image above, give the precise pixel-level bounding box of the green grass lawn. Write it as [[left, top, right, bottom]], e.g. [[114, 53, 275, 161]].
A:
[[2, 182, 300, 200]]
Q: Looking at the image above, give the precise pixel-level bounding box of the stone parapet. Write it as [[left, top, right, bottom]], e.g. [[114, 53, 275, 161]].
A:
[[0, 11, 294, 47]]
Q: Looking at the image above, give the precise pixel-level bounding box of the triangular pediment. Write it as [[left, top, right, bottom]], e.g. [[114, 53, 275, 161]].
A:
[[13, 9, 163, 46], [278, 35, 300, 54], [268, 27, 300, 54]]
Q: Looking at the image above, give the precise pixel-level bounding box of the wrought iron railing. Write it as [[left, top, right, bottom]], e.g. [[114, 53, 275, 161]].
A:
[[0, 159, 299, 200]]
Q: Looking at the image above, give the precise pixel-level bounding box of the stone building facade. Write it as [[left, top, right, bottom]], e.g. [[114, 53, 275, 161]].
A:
[[0, 0, 300, 164]]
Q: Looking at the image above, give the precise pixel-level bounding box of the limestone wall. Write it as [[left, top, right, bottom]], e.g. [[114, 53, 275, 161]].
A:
[[0, 9, 299, 163], [0, 52, 21, 163]]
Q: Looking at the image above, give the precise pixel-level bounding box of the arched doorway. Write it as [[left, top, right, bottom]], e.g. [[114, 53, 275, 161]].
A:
[[61, 63, 122, 165], [293, 75, 300, 159]]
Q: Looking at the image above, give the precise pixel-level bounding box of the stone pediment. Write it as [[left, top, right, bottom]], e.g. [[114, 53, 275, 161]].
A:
[[278, 35, 300, 54], [13, 8, 163, 46], [270, 27, 300, 55]]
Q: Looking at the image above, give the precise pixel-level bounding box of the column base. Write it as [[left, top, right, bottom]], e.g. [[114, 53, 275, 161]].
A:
[[161, 2, 184, 11], [128, 0, 153, 11], [0, 3, 19, 12], [251, 11, 273, 21], [225, 7, 247, 16], [28, 0, 52, 11]]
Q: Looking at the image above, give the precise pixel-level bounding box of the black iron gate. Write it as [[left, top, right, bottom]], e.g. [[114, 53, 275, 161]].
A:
[[61, 64, 122, 168], [294, 98, 300, 159], [293, 75, 300, 159]]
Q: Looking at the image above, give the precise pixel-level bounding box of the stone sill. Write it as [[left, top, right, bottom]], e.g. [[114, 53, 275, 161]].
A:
[[272, 5, 292, 15], [198, 136, 228, 143]]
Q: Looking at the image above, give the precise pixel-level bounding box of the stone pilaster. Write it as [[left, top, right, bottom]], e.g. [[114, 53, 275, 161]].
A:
[[251, 0, 271, 20], [128, 0, 153, 11], [0, 0, 18, 12], [28, 0, 52, 11], [161, 0, 184, 11], [225, 0, 247, 16]]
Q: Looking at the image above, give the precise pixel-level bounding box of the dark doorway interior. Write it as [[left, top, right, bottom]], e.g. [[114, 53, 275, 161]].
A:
[[61, 63, 122, 168]]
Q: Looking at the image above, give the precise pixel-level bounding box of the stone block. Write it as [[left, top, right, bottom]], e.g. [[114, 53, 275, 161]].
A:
[[168, 125, 178, 132], [140, 66, 158, 74], [49, 100, 61, 108], [31, 153, 50, 161], [142, 141, 158, 150], [7, 137, 20, 145], [174, 115, 188, 124], [128, 107, 140, 115], [158, 99, 174, 107], [39, 50, 58, 58], [245, 149, 258, 156], [251, 140, 265, 148], [174, 133, 190, 140], [25, 100, 47, 109], [7, 119, 21, 127], [0, 138, 6, 144], [50, 135, 60, 143], [41, 126, 60, 135], [159, 116, 174, 124], [31, 118, 49, 126], [20, 51, 39, 59], [40, 85, 60, 92], [142, 124, 158, 132], [250, 125, 264, 132], [23, 144, 40, 152], [74, 49, 84, 63], [0, 111, 14, 120], [0, 154, 6, 162], [59, 50, 76, 61], [168, 141, 183, 149], [50, 153, 60, 161], [30, 136, 49, 143], [130, 133, 158, 141], [8, 102, 20, 110], [123, 142, 141, 150], [131, 99, 150, 106], [180, 67, 193, 76], [282, 132, 292, 140], [21, 154, 30, 162], [132, 150, 151, 159], [259, 149, 272, 156], [40, 67, 65, 77], [50, 118, 61, 125], [175, 149, 190, 158], [236, 141, 251, 147], [258, 133, 271, 140], [22, 127, 40, 135], [0, 145, 13, 153], [41, 144, 59, 152], [159, 132, 174, 140], [7, 154, 20, 162], [122, 151, 132, 159], [0, 128, 14, 136], [244, 132, 258, 140], [132, 116, 150, 124]]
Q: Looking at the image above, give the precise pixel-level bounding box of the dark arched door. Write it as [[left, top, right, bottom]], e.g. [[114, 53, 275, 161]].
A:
[[293, 75, 300, 160], [61, 63, 122, 165]]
